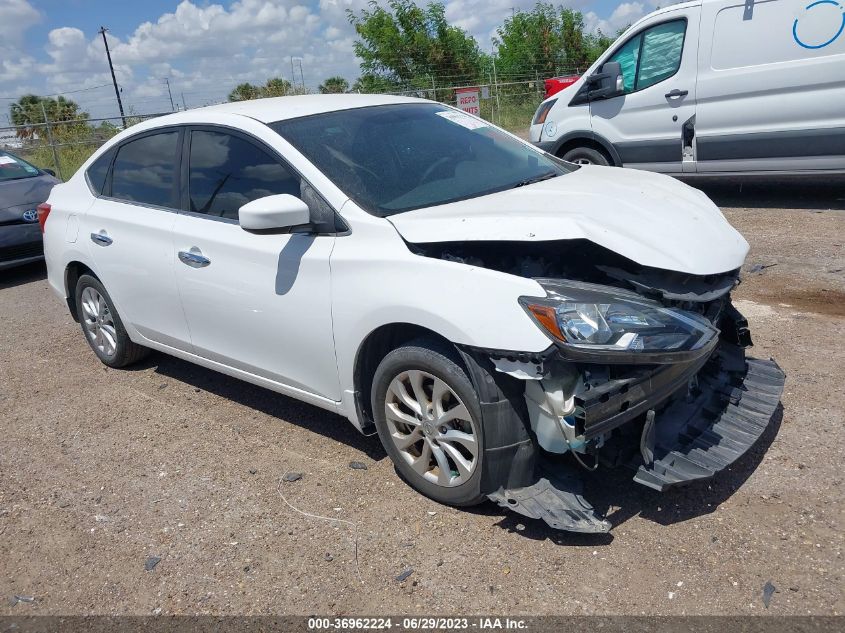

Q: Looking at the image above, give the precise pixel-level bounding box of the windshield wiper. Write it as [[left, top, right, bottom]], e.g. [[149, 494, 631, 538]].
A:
[[512, 171, 559, 188]]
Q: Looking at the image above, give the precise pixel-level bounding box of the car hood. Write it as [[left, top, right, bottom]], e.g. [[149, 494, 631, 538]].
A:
[[387, 165, 748, 276], [0, 174, 59, 219]]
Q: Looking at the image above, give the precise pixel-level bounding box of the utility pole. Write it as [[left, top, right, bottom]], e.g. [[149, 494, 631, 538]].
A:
[[163, 78, 175, 111], [98, 26, 126, 128]]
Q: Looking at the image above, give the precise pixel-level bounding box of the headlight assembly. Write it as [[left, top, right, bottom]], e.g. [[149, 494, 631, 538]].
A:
[[520, 279, 719, 363]]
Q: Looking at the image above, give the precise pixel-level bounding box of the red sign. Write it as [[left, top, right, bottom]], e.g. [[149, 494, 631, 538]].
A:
[[455, 87, 480, 115]]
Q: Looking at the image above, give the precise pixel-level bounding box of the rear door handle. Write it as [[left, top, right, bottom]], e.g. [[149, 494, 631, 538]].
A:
[[665, 89, 689, 99], [178, 248, 211, 268], [90, 231, 112, 246]]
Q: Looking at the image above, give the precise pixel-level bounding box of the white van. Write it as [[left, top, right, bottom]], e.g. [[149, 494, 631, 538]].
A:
[[530, 0, 845, 175]]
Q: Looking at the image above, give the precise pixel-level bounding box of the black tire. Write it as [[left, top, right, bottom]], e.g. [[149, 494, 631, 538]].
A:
[[74, 274, 149, 368], [371, 338, 487, 506], [561, 146, 610, 166]]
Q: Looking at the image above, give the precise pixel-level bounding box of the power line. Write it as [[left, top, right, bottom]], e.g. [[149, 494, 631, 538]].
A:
[[0, 84, 112, 100]]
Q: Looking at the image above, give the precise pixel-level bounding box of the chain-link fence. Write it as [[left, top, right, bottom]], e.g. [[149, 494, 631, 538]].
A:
[[1, 70, 581, 181], [0, 112, 169, 181]]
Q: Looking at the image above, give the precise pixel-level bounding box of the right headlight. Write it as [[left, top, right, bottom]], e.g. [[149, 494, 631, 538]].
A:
[[519, 279, 719, 363], [532, 99, 557, 125]]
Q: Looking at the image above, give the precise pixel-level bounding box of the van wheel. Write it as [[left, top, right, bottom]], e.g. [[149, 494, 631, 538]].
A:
[[561, 146, 609, 166], [371, 339, 486, 506], [75, 274, 149, 368]]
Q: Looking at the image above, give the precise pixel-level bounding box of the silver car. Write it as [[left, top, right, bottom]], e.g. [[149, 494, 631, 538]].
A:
[[0, 151, 59, 270]]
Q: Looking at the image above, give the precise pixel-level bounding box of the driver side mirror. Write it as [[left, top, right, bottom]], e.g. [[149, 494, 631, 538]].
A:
[[588, 61, 624, 100], [239, 194, 310, 231]]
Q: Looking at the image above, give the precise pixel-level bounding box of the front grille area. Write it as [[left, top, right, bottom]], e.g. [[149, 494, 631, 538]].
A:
[[0, 241, 43, 263]]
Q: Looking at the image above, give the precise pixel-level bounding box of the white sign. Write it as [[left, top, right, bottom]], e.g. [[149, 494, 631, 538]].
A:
[[436, 111, 488, 130], [455, 87, 480, 115]]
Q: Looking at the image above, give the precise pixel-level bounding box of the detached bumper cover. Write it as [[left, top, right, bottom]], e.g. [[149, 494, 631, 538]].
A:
[[488, 469, 611, 533], [633, 344, 785, 491], [487, 343, 784, 532]]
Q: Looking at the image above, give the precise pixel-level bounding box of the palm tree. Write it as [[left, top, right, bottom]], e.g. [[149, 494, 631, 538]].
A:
[[319, 76, 350, 94], [10, 95, 86, 139]]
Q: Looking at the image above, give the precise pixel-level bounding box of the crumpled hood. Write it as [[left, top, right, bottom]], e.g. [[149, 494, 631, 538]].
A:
[[388, 165, 749, 276]]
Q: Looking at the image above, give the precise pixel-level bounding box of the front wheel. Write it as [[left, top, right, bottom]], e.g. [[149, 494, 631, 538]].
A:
[[371, 340, 486, 506], [561, 146, 610, 166]]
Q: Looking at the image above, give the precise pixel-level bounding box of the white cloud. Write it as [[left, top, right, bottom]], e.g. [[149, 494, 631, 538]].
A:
[[584, 2, 647, 35], [0, 0, 41, 84], [1, 1, 657, 119]]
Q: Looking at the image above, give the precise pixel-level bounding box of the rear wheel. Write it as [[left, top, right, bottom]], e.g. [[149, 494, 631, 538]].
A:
[[372, 339, 486, 506], [561, 146, 610, 166], [75, 274, 149, 368]]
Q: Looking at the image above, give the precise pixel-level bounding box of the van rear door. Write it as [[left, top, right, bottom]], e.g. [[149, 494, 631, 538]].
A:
[[695, 0, 845, 174], [589, 5, 701, 174]]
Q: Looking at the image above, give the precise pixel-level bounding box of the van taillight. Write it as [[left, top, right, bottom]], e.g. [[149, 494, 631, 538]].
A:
[[36, 203, 51, 233]]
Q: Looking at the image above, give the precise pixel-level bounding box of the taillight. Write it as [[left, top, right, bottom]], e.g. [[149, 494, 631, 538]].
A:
[[36, 203, 51, 233]]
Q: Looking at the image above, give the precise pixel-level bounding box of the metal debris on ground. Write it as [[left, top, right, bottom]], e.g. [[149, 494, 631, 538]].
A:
[[324, 553, 334, 561], [282, 472, 303, 482], [248, 469, 257, 475], [763, 581, 777, 608], [144, 556, 162, 572], [349, 461, 368, 470], [748, 263, 778, 274], [10, 595, 35, 606], [395, 568, 414, 582]]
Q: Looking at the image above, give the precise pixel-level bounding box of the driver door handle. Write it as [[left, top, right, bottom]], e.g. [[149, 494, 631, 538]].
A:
[[665, 89, 689, 99], [178, 248, 211, 268], [90, 231, 112, 246]]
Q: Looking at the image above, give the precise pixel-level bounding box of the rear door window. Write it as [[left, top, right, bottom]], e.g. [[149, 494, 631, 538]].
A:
[[111, 131, 180, 208]]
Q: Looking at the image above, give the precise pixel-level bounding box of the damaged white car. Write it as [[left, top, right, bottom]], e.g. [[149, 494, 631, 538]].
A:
[[42, 95, 785, 532]]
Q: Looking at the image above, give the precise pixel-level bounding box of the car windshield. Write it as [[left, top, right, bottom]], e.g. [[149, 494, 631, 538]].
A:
[[271, 103, 576, 216], [0, 151, 41, 182]]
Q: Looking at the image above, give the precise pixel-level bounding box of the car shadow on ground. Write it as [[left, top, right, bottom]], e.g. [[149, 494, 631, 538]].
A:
[[133, 351, 784, 545], [0, 260, 46, 290], [133, 352, 388, 462], [686, 176, 845, 211]]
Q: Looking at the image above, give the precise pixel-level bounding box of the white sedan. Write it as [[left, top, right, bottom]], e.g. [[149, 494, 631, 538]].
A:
[[41, 95, 784, 532]]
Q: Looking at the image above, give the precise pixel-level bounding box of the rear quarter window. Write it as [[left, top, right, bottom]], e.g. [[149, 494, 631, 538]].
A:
[[86, 148, 115, 195]]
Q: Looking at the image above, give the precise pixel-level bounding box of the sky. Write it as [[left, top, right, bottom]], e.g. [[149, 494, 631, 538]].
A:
[[0, 0, 665, 123]]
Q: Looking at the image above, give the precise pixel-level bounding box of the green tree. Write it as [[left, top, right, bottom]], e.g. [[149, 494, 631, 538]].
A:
[[10, 94, 88, 139], [263, 77, 293, 97], [584, 30, 618, 65], [351, 73, 399, 93], [319, 76, 350, 94], [493, 3, 618, 77], [348, 0, 484, 88], [227, 82, 263, 102], [228, 77, 302, 102]]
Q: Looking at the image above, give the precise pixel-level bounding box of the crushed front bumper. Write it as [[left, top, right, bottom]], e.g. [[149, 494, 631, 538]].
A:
[[632, 343, 784, 491], [486, 341, 785, 533]]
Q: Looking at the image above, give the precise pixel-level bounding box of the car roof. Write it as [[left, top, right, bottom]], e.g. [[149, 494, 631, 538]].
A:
[[171, 93, 425, 125]]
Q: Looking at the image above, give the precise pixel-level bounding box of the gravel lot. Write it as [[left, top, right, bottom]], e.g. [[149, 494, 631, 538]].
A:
[[1, 178, 843, 616]]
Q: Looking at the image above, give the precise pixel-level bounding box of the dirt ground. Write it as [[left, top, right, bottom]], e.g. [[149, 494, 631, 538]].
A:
[[1, 178, 843, 617]]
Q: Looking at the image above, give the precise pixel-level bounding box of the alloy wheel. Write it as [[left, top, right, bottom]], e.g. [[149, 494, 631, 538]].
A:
[[80, 286, 117, 357], [384, 369, 479, 487]]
